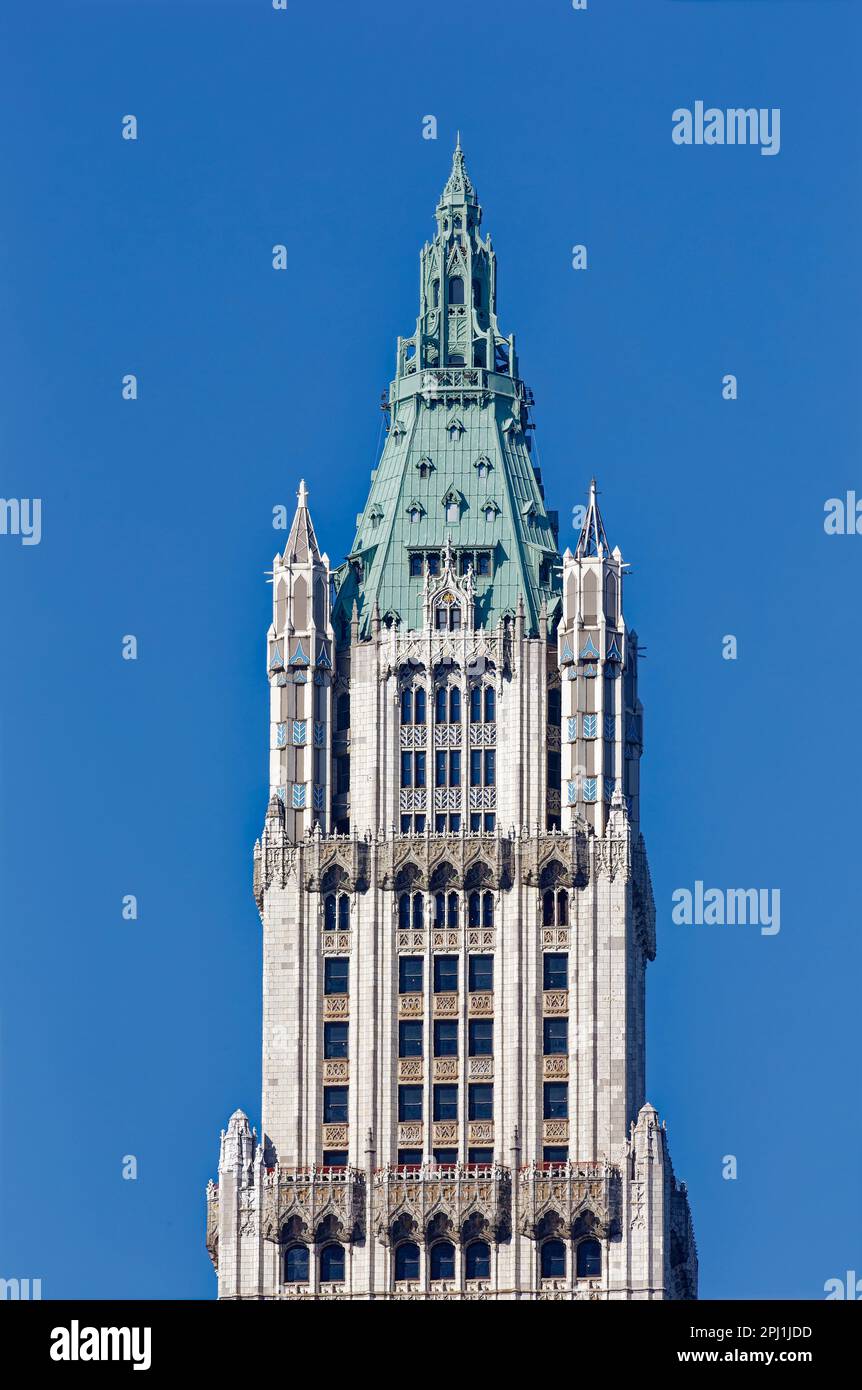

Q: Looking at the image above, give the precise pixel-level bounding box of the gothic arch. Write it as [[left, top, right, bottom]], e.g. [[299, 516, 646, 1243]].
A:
[[395, 861, 424, 893], [430, 859, 459, 891]]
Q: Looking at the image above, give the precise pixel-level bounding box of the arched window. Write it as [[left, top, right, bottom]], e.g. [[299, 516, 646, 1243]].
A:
[[412, 892, 424, 930], [557, 889, 569, 927], [325, 894, 337, 931], [447, 891, 459, 929], [430, 1241, 455, 1280], [468, 891, 481, 928], [284, 1244, 309, 1283], [576, 1238, 602, 1279], [401, 688, 413, 724], [432, 279, 440, 308], [470, 685, 482, 723], [320, 1244, 345, 1283], [435, 686, 448, 724], [414, 687, 427, 724], [434, 893, 446, 928], [541, 1239, 566, 1279], [338, 895, 350, 931], [448, 276, 464, 305], [465, 1240, 491, 1280], [543, 890, 556, 926], [450, 687, 461, 724], [395, 1242, 420, 1281], [399, 894, 411, 931], [484, 686, 496, 723], [482, 891, 494, 927]]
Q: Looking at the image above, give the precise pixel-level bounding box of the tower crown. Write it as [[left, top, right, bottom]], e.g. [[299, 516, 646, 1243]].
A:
[[331, 142, 560, 639]]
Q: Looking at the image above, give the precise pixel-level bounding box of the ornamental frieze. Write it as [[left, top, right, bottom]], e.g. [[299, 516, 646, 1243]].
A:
[[260, 1166, 365, 1245], [372, 1163, 511, 1246], [518, 1161, 621, 1242]]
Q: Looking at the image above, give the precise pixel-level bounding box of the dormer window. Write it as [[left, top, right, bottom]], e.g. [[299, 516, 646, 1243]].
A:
[[406, 499, 426, 525], [442, 489, 462, 525], [435, 593, 462, 632], [416, 456, 434, 480], [368, 505, 383, 528], [482, 499, 500, 525], [474, 456, 492, 481]]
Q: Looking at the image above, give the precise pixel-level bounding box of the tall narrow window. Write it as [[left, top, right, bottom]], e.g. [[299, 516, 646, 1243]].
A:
[[399, 894, 411, 931], [324, 958, 349, 995], [401, 752, 412, 788], [450, 687, 461, 723], [399, 956, 423, 993], [395, 1242, 420, 1281], [284, 1245, 309, 1283], [469, 955, 494, 992], [446, 891, 458, 928], [415, 688, 427, 724], [468, 890, 481, 928], [435, 687, 448, 724], [484, 749, 495, 785], [415, 751, 426, 787], [398, 1086, 422, 1121], [482, 892, 494, 927], [337, 895, 349, 931], [468, 1082, 493, 1120], [399, 1020, 423, 1058], [433, 1084, 458, 1120], [470, 686, 482, 723], [323, 1086, 348, 1122], [434, 956, 458, 993], [543, 1082, 568, 1119], [431, 1241, 456, 1280], [468, 1019, 493, 1055], [433, 1020, 458, 1057], [577, 1239, 602, 1279], [449, 750, 461, 787], [466, 1241, 491, 1279], [324, 894, 337, 931], [324, 1021, 349, 1058], [412, 893, 424, 930], [557, 889, 569, 926], [448, 276, 464, 305], [401, 689, 413, 724], [541, 1240, 566, 1280], [320, 1245, 345, 1283], [543, 953, 568, 991]]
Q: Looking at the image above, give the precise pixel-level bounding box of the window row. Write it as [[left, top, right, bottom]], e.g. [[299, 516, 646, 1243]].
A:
[[326, 1018, 563, 1062], [399, 749, 496, 787], [325, 951, 563, 996], [398, 953, 494, 994], [397, 1148, 493, 1165], [398, 1082, 493, 1122], [540, 1238, 602, 1280], [399, 1018, 493, 1058], [408, 551, 492, 579], [400, 683, 496, 724], [284, 1236, 602, 1285], [399, 812, 497, 833], [398, 892, 495, 931]]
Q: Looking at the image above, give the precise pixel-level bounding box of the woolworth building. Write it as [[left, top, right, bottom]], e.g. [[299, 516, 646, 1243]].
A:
[[206, 141, 698, 1301]]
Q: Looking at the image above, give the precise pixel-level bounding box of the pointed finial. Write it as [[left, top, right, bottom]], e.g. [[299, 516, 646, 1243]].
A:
[[456, 129, 461, 151], [298, 478, 308, 507]]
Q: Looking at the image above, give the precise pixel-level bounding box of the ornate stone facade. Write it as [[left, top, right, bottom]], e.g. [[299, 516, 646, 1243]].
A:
[[207, 142, 697, 1300]]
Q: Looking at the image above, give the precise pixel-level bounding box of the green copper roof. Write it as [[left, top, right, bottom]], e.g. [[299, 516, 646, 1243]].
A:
[[333, 141, 561, 639]]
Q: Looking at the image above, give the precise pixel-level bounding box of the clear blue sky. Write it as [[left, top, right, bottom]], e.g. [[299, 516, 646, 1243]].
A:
[[1, 0, 859, 1300]]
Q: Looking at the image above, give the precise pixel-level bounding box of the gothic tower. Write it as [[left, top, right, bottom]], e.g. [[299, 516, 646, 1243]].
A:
[[206, 142, 697, 1301]]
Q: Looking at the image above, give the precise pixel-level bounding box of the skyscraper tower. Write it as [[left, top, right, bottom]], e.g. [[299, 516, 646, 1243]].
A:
[[206, 142, 697, 1301]]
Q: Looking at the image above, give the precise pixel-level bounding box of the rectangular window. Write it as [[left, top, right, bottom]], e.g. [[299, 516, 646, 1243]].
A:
[[435, 750, 447, 786], [435, 814, 446, 833], [449, 813, 461, 833], [470, 749, 482, 787], [323, 1150, 348, 1168], [469, 812, 481, 832], [543, 953, 568, 991], [400, 814, 412, 833], [433, 1084, 458, 1121], [409, 553, 424, 577], [543, 1146, 568, 1164], [324, 957, 349, 995], [415, 751, 426, 788], [484, 749, 496, 786], [543, 1017, 568, 1055], [324, 1021, 349, 1058], [427, 554, 440, 576], [434, 1020, 458, 1057], [400, 751, 412, 788], [399, 956, 423, 994], [543, 1082, 568, 1119], [398, 1085, 423, 1122], [476, 552, 491, 576], [399, 1020, 423, 1058], [547, 750, 561, 786], [323, 1086, 348, 1123], [449, 750, 461, 787], [433, 1148, 458, 1164], [398, 1148, 423, 1166], [468, 1082, 494, 1121], [459, 552, 474, 575], [468, 1019, 493, 1056], [414, 814, 426, 833], [468, 955, 494, 992], [484, 813, 495, 832], [468, 1147, 493, 1164], [434, 956, 458, 993]]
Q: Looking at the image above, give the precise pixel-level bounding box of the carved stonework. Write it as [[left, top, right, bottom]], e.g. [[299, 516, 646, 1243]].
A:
[[372, 1163, 511, 1247], [261, 1166, 365, 1245], [518, 1161, 621, 1242]]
